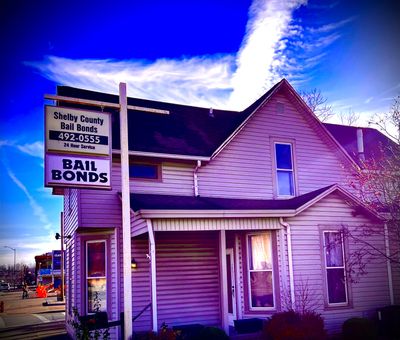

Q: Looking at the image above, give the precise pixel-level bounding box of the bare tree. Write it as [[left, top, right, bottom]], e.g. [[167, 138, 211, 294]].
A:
[[281, 276, 323, 313], [300, 88, 334, 122], [343, 95, 400, 281], [339, 108, 360, 126], [369, 95, 400, 143]]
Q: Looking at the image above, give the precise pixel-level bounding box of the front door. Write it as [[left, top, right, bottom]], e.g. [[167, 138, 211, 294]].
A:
[[226, 248, 237, 325]]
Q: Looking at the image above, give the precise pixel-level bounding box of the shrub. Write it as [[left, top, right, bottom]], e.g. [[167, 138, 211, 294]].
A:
[[263, 310, 326, 340], [194, 326, 229, 340], [342, 317, 377, 340]]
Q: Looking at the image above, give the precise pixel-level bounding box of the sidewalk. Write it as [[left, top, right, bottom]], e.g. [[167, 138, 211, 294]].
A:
[[0, 289, 67, 339]]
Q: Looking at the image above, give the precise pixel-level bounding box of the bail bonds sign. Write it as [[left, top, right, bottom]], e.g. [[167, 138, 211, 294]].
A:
[[45, 106, 111, 156], [45, 106, 112, 190]]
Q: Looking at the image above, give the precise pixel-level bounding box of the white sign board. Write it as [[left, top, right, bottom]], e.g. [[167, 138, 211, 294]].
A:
[[45, 154, 111, 189], [45, 106, 111, 156]]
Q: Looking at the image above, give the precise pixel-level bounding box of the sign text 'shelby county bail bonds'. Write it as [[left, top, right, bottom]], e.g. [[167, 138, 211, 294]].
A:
[[46, 106, 111, 156]]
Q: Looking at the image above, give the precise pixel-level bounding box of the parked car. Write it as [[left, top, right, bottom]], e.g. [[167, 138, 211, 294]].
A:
[[0, 283, 10, 291]]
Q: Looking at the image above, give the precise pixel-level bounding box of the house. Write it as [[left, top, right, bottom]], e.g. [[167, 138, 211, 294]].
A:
[[54, 79, 398, 338]]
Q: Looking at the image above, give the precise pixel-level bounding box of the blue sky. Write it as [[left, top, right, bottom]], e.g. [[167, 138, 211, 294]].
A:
[[1, 0, 399, 265]]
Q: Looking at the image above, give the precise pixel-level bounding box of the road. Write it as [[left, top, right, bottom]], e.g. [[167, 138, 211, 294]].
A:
[[0, 289, 68, 339]]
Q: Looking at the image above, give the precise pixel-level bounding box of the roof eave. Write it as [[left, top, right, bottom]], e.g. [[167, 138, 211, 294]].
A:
[[112, 149, 210, 162], [135, 209, 296, 219]]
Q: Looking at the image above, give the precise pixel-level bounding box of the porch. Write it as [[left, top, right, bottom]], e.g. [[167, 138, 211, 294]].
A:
[[131, 220, 286, 336]]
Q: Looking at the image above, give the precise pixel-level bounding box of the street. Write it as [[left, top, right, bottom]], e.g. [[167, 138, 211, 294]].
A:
[[0, 289, 67, 339]]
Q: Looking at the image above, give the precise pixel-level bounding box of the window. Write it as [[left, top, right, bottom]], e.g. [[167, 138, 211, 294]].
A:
[[274, 143, 295, 197], [129, 163, 159, 180], [86, 240, 107, 313], [323, 231, 348, 305], [247, 233, 274, 309]]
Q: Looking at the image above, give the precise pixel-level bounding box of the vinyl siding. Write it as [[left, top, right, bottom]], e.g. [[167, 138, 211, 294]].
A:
[[288, 192, 391, 334], [152, 218, 281, 231], [79, 162, 194, 228], [132, 215, 148, 237], [131, 236, 152, 332], [63, 188, 79, 334], [155, 231, 221, 327], [199, 93, 350, 199]]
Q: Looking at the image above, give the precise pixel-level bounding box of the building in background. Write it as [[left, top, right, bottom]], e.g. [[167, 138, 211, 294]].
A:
[[35, 251, 62, 287]]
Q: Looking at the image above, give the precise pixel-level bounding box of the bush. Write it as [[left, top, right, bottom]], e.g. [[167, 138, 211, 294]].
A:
[[342, 317, 377, 340], [263, 310, 326, 340], [195, 326, 229, 340]]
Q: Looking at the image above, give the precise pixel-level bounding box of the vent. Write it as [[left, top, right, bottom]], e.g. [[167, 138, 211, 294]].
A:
[[276, 102, 285, 114], [209, 107, 214, 118]]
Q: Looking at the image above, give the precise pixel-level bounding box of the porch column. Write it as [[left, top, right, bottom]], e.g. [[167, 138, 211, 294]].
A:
[[147, 219, 158, 332], [219, 229, 229, 334]]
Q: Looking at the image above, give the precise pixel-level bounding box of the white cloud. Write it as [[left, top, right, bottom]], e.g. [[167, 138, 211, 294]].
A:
[[26, 0, 352, 112], [308, 16, 356, 34], [0, 140, 44, 159], [229, 0, 307, 108], [16, 141, 44, 158], [6, 167, 51, 229], [27, 55, 235, 109]]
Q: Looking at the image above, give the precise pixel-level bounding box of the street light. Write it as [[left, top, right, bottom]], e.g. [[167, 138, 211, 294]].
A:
[[4, 246, 16, 290]]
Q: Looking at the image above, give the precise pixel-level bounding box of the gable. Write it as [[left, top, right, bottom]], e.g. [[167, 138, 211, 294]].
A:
[[198, 86, 353, 198]]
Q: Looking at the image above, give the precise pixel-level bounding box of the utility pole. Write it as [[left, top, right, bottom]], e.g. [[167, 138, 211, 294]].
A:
[[120, 82, 133, 339]]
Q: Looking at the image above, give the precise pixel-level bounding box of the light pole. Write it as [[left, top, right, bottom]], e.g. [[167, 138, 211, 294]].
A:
[[4, 246, 16, 290]]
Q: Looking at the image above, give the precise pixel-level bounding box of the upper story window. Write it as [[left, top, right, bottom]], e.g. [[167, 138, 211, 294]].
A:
[[275, 143, 295, 197], [247, 232, 275, 309], [129, 163, 160, 180], [323, 231, 348, 306]]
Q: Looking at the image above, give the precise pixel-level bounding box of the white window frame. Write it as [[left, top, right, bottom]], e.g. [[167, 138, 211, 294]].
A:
[[274, 142, 295, 197], [323, 231, 348, 306], [86, 240, 107, 314], [246, 232, 275, 310]]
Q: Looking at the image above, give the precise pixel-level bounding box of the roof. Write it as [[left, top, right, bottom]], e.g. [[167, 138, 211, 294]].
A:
[[56, 80, 394, 163], [130, 185, 335, 212], [56, 81, 279, 158], [128, 184, 381, 221], [323, 123, 397, 165]]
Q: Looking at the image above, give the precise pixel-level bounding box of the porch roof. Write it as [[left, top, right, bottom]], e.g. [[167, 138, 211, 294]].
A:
[[126, 184, 382, 220], [129, 184, 335, 213]]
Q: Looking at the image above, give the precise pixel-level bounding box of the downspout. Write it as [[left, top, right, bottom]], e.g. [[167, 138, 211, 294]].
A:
[[279, 217, 295, 310], [193, 160, 201, 197], [384, 222, 394, 304], [147, 219, 158, 332]]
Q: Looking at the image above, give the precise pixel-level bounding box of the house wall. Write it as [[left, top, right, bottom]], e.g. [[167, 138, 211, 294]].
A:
[[131, 236, 152, 332], [78, 162, 195, 228], [155, 231, 221, 327], [287, 192, 391, 334], [63, 188, 79, 335], [199, 92, 351, 199]]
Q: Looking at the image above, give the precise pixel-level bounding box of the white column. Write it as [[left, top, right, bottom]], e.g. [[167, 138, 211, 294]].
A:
[[147, 219, 158, 332], [219, 230, 229, 334], [119, 83, 133, 339]]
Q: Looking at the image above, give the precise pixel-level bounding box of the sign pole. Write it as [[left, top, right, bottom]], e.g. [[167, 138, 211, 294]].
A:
[[60, 212, 64, 301], [119, 83, 133, 339]]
